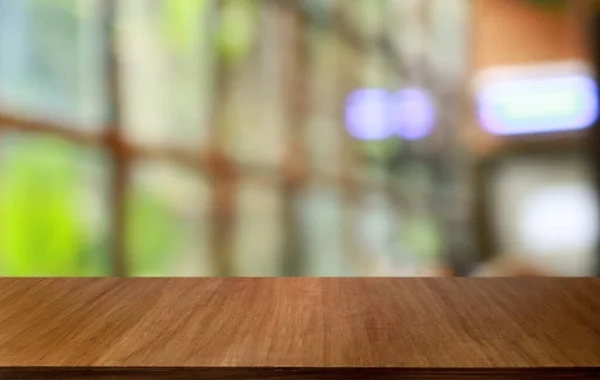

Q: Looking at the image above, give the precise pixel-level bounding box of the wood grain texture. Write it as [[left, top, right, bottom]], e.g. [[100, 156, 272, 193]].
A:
[[0, 278, 599, 379]]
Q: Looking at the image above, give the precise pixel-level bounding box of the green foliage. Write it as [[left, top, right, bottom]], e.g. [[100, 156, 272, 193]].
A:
[[162, 0, 210, 54], [162, 0, 259, 64], [214, 0, 259, 63], [360, 138, 399, 162], [0, 136, 181, 276], [0, 137, 91, 276], [127, 187, 181, 276], [398, 216, 442, 263]]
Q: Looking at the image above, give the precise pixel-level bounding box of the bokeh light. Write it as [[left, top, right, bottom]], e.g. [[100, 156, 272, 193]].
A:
[[478, 75, 599, 135], [345, 88, 436, 141], [391, 88, 436, 140], [344, 89, 392, 141]]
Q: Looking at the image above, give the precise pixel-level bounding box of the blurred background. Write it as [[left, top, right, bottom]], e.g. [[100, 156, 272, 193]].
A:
[[0, 0, 599, 277]]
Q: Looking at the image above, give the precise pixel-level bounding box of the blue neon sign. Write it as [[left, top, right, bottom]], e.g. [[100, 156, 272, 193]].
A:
[[478, 75, 598, 135]]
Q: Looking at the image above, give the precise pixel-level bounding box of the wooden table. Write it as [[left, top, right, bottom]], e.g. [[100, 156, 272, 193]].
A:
[[0, 278, 599, 379]]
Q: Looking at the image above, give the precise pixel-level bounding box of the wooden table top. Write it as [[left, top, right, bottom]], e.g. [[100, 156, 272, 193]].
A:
[[0, 278, 599, 379]]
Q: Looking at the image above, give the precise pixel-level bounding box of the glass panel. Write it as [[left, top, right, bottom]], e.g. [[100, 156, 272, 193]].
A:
[[228, 5, 284, 169], [349, 188, 397, 276], [305, 26, 341, 177], [233, 177, 283, 276], [394, 161, 436, 209], [0, 133, 109, 276], [344, 186, 442, 277], [297, 183, 347, 276], [0, 0, 106, 128], [345, 0, 386, 42], [393, 162, 444, 275], [116, 0, 213, 148], [396, 210, 444, 276], [428, 0, 470, 81], [127, 161, 212, 276], [389, 0, 427, 71]]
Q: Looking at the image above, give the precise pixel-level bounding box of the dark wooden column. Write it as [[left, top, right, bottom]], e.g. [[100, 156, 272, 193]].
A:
[[586, 3, 600, 276]]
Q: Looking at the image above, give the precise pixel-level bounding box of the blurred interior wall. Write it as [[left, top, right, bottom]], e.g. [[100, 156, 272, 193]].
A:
[[473, 0, 585, 68], [468, 0, 587, 153], [466, 0, 595, 275]]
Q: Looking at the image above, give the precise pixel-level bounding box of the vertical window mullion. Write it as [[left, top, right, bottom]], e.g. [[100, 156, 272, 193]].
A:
[[280, 2, 309, 276], [207, 0, 236, 276], [104, 0, 129, 276]]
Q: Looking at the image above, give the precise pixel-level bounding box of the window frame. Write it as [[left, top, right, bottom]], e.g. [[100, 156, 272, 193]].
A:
[[0, 0, 413, 276]]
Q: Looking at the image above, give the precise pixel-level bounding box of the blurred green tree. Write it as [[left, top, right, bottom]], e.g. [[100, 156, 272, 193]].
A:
[[0, 136, 182, 276], [162, 0, 210, 54], [0, 137, 93, 276], [162, 0, 259, 64], [127, 187, 181, 276]]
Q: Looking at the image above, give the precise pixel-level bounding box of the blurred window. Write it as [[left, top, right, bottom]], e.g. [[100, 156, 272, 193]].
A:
[[0, 133, 110, 275], [0, 0, 106, 128], [0, 0, 455, 276]]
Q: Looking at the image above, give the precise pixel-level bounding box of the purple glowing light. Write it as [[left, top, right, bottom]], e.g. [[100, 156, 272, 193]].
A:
[[344, 88, 436, 141], [391, 89, 436, 140], [478, 75, 598, 136], [344, 89, 392, 140]]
